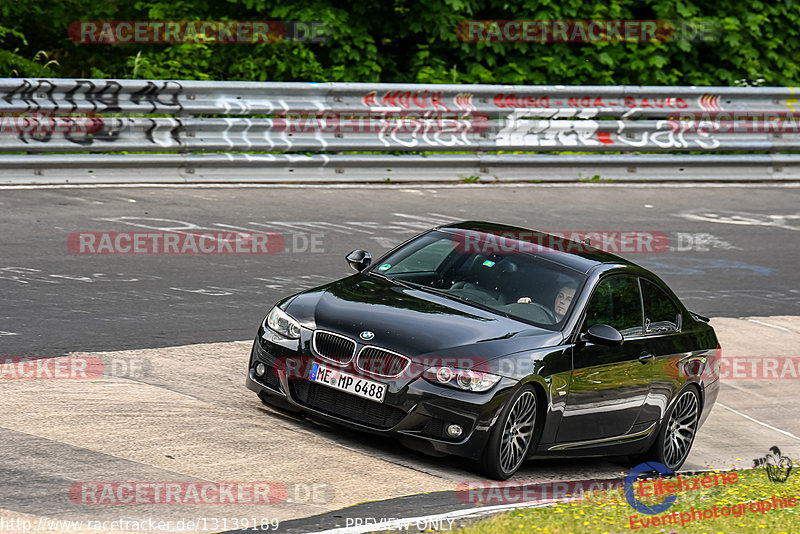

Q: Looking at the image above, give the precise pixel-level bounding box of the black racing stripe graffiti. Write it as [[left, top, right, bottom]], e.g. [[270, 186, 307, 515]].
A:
[[2, 79, 184, 114], [129, 81, 184, 113], [63, 80, 122, 113], [2, 80, 57, 112], [7, 116, 125, 146], [2, 117, 189, 148], [143, 118, 185, 146], [13, 118, 104, 146]]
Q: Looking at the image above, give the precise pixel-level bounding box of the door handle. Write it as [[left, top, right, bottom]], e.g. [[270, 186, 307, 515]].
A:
[[639, 353, 655, 364]]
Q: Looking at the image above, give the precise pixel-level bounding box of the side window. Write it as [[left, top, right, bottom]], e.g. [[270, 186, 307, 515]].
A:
[[641, 279, 680, 334], [583, 275, 643, 337]]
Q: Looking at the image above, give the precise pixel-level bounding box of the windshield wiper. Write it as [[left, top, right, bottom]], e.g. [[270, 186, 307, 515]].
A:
[[365, 270, 415, 290]]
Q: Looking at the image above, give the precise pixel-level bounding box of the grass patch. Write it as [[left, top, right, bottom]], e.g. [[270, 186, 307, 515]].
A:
[[455, 467, 800, 533], [577, 172, 614, 183]]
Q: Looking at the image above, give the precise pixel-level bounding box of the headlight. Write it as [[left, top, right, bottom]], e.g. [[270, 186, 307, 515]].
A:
[[264, 306, 301, 339], [423, 366, 501, 392]]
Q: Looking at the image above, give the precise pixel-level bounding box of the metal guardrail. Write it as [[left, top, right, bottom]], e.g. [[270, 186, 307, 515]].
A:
[[3, 153, 799, 184], [1, 79, 799, 183], [3, 117, 800, 153]]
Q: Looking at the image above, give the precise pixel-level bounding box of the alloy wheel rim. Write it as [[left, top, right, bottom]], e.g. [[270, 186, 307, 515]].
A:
[[499, 391, 536, 474], [664, 390, 699, 468]]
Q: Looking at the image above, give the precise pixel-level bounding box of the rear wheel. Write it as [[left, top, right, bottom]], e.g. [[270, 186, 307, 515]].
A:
[[478, 385, 538, 480], [642, 387, 700, 471]]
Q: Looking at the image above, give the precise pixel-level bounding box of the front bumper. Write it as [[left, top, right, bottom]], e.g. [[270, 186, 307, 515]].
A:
[[245, 329, 517, 460]]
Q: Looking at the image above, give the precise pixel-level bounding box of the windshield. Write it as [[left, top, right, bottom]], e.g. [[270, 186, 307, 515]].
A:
[[369, 230, 586, 328]]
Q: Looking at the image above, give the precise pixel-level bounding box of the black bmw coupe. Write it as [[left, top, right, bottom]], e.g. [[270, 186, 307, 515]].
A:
[[246, 221, 719, 479]]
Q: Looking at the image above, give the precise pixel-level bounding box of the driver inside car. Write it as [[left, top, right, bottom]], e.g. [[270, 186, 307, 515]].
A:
[[517, 283, 577, 321]]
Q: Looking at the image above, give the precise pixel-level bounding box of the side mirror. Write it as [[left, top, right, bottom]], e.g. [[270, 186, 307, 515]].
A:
[[583, 324, 624, 346], [346, 249, 372, 272]]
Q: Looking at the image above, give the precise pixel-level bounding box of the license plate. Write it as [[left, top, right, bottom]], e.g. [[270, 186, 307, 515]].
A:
[[308, 363, 387, 403]]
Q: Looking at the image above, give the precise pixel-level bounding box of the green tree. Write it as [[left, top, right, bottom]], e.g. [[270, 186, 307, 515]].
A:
[[0, 0, 797, 85]]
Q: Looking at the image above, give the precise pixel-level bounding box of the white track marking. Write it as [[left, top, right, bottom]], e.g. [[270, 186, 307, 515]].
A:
[[275, 221, 364, 234], [679, 211, 800, 231], [392, 212, 454, 225], [370, 237, 397, 248], [746, 318, 794, 332], [211, 223, 264, 233], [717, 403, 800, 441], [345, 221, 424, 233], [249, 221, 371, 234]]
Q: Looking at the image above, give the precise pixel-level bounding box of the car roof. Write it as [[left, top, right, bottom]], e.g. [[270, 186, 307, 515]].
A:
[[435, 221, 641, 274]]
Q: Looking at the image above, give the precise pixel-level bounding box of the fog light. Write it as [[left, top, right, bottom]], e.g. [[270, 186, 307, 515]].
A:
[[446, 424, 463, 438], [255, 363, 266, 377]]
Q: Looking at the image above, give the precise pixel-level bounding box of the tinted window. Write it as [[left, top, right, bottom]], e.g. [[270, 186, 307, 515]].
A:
[[371, 230, 585, 328], [583, 275, 643, 337], [641, 279, 680, 334]]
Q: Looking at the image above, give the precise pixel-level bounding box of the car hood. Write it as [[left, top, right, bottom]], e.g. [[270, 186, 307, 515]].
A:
[[283, 273, 564, 363]]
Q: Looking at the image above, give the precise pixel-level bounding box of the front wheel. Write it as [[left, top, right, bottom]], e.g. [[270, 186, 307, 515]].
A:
[[478, 384, 538, 480], [642, 387, 700, 471]]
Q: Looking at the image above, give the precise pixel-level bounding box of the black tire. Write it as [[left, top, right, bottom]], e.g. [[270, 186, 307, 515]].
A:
[[641, 387, 700, 471], [478, 384, 538, 480]]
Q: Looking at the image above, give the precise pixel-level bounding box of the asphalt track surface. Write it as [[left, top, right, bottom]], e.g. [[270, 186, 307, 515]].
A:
[[2, 184, 799, 358], [1, 184, 800, 533]]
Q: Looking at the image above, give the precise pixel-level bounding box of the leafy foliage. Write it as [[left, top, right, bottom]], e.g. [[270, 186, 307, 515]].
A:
[[0, 0, 798, 85]]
